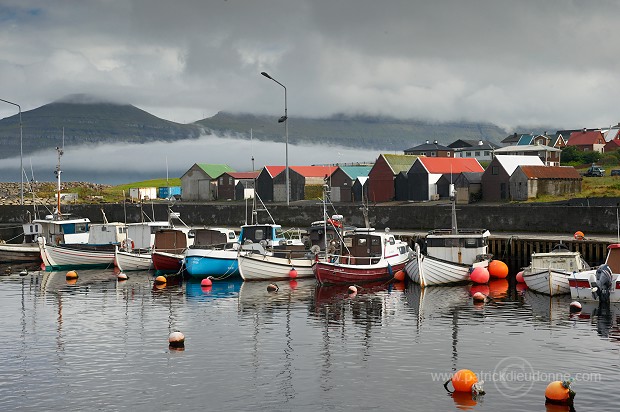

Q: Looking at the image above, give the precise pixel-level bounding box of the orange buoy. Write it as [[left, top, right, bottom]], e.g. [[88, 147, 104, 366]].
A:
[[393, 270, 405, 282], [267, 283, 279, 292], [488, 260, 509, 278], [66, 278, 78, 285], [168, 331, 185, 349], [117, 272, 128, 281], [545, 380, 575, 405], [448, 369, 479, 393], [470, 267, 489, 284], [516, 271, 525, 283], [574, 231, 585, 240], [201, 277, 212, 287], [66, 270, 78, 280], [289, 267, 298, 279], [154, 275, 167, 285]]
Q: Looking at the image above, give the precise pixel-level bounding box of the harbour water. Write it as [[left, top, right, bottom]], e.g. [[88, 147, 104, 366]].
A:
[[1, 268, 619, 411]]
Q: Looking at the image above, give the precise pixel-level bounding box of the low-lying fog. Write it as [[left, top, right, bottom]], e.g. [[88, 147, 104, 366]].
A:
[[0, 133, 385, 185]]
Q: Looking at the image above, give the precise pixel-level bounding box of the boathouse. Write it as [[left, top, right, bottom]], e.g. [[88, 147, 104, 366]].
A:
[[352, 176, 369, 203], [272, 166, 338, 202], [407, 157, 484, 201], [256, 166, 285, 202], [367, 154, 418, 202], [217, 171, 259, 201], [509, 165, 582, 201], [481, 155, 543, 201], [454, 172, 483, 204], [329, 165, 373, 202], [180, 163, 235, 201]]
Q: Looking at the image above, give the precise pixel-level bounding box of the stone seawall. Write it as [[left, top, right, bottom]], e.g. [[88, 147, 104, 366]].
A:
[[0, 202, 614, 242]]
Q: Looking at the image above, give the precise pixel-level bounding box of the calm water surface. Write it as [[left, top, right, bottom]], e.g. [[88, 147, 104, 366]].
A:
[[1, 269, 619, 411]]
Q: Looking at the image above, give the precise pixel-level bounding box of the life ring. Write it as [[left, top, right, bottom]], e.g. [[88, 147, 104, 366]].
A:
[[121, 239, 135, 250]]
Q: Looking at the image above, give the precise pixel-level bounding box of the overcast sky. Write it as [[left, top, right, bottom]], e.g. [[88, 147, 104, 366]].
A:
[[1, 0, 619, 130]]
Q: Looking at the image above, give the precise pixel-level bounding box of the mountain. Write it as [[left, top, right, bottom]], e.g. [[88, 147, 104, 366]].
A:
[[195, 112, 509, 152], [0, 94, 203, 159], [0, 93, 526, 160]]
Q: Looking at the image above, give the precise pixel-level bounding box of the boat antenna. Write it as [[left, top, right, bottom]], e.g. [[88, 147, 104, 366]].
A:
[[250, 128, 255, 171]]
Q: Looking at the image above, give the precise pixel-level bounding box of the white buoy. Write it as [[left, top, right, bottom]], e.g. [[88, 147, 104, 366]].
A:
[[169, 331, 185, 349], [117, 272, 128, 281], [569, 301, 582, 313]]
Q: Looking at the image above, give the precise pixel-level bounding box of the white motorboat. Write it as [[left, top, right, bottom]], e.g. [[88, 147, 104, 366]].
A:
[[522, 244, 590, 295], [569, 244, 620, 303]]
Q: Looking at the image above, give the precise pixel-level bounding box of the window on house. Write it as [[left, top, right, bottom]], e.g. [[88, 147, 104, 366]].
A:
[[447, 152, 451, 157], [219, 178, 224, 184], [484, 151, 490, 156], [492, 166, 499, 175], [431, 152, 436, 157], [475, 151, 480, 156], [466, 152, 471, 157]]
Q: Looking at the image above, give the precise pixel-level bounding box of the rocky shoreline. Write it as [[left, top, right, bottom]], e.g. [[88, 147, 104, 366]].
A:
[[0, 181, 112, 206]]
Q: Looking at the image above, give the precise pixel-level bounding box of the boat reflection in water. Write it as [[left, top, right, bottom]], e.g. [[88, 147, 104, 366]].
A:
[[185, 279, 242, 302]]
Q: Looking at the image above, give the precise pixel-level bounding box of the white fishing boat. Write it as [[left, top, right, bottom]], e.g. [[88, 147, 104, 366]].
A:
[[522, 244, 590, 295], [237, 244, 314, 281], [114, 246, 153, 271], [569, 244, 620, 303], [405, 187, 490, 287]]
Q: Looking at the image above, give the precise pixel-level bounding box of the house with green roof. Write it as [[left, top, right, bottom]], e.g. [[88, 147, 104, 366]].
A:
[[181, 163, 236, 201], [367, 154, 418, 202], [329, 165, 373, 202]]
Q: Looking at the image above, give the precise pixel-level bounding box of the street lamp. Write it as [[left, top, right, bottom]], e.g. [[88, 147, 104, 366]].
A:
[[261, 71, 289, 205], [0, 98, 23, 205]]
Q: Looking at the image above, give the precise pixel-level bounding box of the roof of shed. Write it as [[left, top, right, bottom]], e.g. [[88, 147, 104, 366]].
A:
[[196, 163, 235, 178], [291, 165, 338, 178], [337, 165, 373, 179], [417, 157, 484, 174], [494, 155, 544, 175], [381, 154, 419, 174], [519, 165, 581, 179]]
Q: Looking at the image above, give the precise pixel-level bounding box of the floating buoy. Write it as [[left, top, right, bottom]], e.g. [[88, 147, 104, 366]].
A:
[[348, 285, 358, 295], [117, 272, 128, 281], [267, 283, 279, 292], [168, 331, 185, 349], [444, 369, 480, 393], [470, 267, 490, 284], [488, 260, 509, 279], [289, 267, 298, 279], [66, 270, 78, 280], [516, 270, 525, 283], [472, 292, 487, 303], [393, 270, 405, 282], [574, 231, 585, 240], [154, 275, 167, 285], [66, 278, 78, 285], [569, 301, 582, 313], [201, 277, 213, 287], [545, 380, 575, 405]]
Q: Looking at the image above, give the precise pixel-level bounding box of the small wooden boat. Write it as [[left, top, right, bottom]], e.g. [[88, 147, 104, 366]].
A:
[[313, 228, 411, 285], [522, 244, 589, 295], [406, 193, 490, 287], [0, 242, 41, 263], [569, 244, 620, 303], [39, 238, 115, 270], [238, 247, 314, 281], [114, 246, 153, 271]]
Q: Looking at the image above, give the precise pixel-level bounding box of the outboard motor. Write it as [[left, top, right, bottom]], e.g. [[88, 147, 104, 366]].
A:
[[592, 264, 613, 306]]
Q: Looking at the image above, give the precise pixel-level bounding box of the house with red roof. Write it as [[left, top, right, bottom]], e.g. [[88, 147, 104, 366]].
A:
[[217, 171, 260, 200], [256, 166, 285, 202], [407, 157, 484, 201], [604, 129, 620, 153], [567, 129, 606, 152], [509, 165, 582, 201]]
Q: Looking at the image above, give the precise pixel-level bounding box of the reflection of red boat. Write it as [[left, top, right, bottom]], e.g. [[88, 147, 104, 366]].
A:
[[314, 281, 392, 304], [152, 251, 183, 273], [313, 228, 411, 285]]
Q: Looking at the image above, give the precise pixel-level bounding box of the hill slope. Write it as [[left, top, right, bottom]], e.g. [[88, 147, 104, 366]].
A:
[[0, 94, 202, 159]]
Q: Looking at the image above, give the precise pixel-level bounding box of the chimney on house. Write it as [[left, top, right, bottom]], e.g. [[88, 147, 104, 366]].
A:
[[478, 140, 483, 146], [433, 140, 438, 145], [425, 140, 429, 144]]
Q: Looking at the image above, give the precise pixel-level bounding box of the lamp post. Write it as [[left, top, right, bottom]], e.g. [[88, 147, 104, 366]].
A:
[[0, 98, 23, 205], [261, 71, 289, 206]]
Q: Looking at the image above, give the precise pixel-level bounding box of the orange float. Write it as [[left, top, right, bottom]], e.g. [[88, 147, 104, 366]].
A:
[[66, 270, 78, 279], [488, 260, 509, 278], [544, 380, 575, 405], [574, 231, 585, 240], [393, 270, 405, 282], [448, 369, 479, 393], [154, 275, 167, 284]]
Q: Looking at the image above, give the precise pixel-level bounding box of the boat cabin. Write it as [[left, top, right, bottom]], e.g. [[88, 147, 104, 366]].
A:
[[126, 221, 170, 250], [154, 228, 194, 254], [88, 222, 127, 245], [29, 216, 91, 245], [530, 249, 588, 272], [239, 224, 287, 247], [425, 229, 490, 265], [339, 228, 409, 265], [605, 244, 620, 274], [191, 228, 237, 248]]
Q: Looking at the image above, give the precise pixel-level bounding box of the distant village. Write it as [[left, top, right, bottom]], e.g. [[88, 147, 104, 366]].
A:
[[137, 126, 619, 204]]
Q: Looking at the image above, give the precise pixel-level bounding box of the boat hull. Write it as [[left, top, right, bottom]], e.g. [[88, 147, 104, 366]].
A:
[[522, 268, 570, 296], [406, 243, 477, 287], [152, 251, 184, 273], [184, 248, 239, 279], [0, 243, 42, 263], [40, 243, 115, 271], [314, 258, 407, 285], [569, 270, 620, 302], [238, 252, 314, 281], [114, 248, 153, 271]]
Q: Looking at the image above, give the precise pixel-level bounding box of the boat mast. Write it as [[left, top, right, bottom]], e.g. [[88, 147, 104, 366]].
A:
[[450, 184, 458, 234], [54, 139, 64, 219]]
